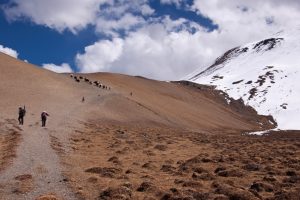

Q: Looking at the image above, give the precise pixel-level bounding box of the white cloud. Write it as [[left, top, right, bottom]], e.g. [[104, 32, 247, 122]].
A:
[[160, 0, 185, 7], [94, 0, 155, 36], [190, 0, 300, 53], [95, 13, 146, 37], [76, 38, 124, 73], [0, 45, 18, 58], [3, 0, 105, 33], [140, 4, 155, 16], [42, 63, 73, 73], [2, 0, 155, 34], [96, 0, 153, 18], [76, 17, 211, 80]]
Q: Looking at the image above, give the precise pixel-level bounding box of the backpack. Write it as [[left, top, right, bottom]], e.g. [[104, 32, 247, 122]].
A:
[[19, 108, 26, 116]]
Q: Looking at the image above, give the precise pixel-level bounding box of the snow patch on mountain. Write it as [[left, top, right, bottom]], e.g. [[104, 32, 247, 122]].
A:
[[187, 28, 300, 130]]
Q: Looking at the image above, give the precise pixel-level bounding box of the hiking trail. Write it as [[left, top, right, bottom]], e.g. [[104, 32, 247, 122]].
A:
[[0, 114, 78, 200]]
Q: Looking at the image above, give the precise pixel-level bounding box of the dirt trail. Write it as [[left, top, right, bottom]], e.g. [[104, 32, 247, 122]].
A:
[[0, 114, 78, 199]]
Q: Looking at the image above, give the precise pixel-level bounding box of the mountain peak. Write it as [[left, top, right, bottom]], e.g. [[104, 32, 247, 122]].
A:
[[187, 29, 300, 130]]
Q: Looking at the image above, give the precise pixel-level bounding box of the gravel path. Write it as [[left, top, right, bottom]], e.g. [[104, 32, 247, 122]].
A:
[[0, 116, 78, 200]]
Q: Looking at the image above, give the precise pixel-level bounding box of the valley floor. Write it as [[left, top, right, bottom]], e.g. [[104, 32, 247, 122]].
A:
[[59, 122, 300, 200]]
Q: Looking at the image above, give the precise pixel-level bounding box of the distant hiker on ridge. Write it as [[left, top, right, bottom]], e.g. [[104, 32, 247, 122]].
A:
[[18, 105, 26, 125], [82, 96, 85, 102], [41, 111, 49, 127]]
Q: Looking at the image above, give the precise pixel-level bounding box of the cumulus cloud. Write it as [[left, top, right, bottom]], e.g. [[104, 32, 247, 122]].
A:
[[98, 0, 154, 18], [76, 38, 124, 73], [95, 13, 146, 37], [76, 17, 211, 80], [191, 0, 300, 51], [0, 45, 18, 58], [2, 0, 154, 34], [160, 0, 185, 7], [140, 4, 155, 16], [3, 0, 105, 33], [42, 63, 73, 73], [94, 0, 154, 36]]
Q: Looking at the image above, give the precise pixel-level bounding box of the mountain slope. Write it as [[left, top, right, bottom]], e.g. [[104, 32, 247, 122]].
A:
[[187, 28, 300, 130], [0, 51, 274, 132]]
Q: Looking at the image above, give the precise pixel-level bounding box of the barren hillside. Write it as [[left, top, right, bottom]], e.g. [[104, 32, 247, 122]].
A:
[[0, 51, 273, 132]]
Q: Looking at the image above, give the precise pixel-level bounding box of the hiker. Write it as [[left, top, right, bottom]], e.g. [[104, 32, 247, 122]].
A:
[[41, 111, 49, 127], [18, 106, 26, 125], [82, 96, 85, 102]]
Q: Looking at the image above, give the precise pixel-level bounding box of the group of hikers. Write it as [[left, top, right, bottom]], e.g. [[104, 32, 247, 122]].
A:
[[18, 106, 49, 127], [70, 74, 111, 90]]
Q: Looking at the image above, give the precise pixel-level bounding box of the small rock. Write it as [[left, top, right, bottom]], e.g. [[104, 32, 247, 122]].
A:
[[137, 182, 153, 192], [243, 163, 260, 171], [286, 170, 297, 176]]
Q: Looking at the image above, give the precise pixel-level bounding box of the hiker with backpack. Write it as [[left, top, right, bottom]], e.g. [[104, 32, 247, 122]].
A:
[[41, 111, 49, 127], [18, 105, 26, 125]]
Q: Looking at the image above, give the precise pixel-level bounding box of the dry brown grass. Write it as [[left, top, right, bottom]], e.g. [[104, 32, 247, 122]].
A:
[[58, 122, 300, 200], [0, 119, 22, 172]]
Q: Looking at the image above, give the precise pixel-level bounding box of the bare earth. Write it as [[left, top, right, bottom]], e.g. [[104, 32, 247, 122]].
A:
[[0, 52, 299, 200]]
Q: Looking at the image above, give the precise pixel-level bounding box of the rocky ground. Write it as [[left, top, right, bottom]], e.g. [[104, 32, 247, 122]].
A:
[[55, 122, 300, 200]]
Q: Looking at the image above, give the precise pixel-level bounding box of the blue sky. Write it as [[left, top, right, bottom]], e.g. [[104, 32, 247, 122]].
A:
[[0, 0, 299, 80]]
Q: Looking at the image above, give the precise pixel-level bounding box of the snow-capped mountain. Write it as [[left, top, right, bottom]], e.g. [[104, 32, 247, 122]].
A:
[[187, 29, 300, 130]]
